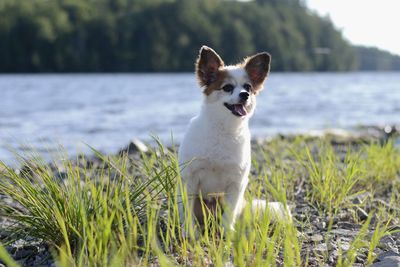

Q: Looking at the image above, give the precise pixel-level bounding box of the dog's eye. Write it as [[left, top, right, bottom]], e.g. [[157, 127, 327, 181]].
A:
[[222, 84, 234, 92], [243, 83, 252, 91]]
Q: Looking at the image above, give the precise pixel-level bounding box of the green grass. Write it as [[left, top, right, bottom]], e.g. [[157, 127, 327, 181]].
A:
[[0, 137, 399, 266]]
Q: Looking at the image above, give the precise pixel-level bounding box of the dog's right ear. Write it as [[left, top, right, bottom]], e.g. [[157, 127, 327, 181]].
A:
[[196, 46, 224, 87]]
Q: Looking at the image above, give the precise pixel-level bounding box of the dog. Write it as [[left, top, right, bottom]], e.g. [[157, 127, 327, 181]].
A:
[[178, 46, 289, 235]]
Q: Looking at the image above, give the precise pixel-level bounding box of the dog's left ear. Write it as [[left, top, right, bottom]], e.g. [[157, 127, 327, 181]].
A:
[[244, 52, 271, 91]]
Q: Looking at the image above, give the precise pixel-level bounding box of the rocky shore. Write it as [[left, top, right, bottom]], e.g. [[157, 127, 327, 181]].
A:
[[1, 125, 399, 267]]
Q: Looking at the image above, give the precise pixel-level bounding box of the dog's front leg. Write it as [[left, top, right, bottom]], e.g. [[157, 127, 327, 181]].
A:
[[222, 183, 247, 233]]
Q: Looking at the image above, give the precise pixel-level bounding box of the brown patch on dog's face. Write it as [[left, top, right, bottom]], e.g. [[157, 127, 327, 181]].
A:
[[243, 52, 271, 93], [202, 70, 228, 96]]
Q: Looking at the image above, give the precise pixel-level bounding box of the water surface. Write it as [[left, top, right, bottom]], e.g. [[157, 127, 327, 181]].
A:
[[0, 72, 399, 163]]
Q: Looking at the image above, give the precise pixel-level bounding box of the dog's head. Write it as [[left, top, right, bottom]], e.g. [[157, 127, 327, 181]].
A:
[[196, 46, 270, 119]]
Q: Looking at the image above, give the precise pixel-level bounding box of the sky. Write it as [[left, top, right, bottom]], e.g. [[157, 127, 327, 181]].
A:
[[306, 0, 400, 56]]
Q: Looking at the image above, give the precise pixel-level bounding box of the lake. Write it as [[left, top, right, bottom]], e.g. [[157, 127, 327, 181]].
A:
[[0, 72, 399, 163]]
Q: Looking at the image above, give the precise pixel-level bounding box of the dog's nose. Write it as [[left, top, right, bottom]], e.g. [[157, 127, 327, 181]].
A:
[[239, 91, 249, 101]]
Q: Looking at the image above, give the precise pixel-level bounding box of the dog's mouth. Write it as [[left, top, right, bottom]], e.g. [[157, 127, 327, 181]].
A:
[[224, 103, 247, 117]]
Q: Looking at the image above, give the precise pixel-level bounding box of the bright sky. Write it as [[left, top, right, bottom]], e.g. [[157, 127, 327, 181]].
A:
[[306, 0, 400, 56]]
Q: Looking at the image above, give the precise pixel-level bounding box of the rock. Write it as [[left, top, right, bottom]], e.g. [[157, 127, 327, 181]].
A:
[[294, 213, 307, 222], [377, 252, 400, 261], [54, 171, 68, 181], [17, 163, 38, 180], [355, 206, 369, 221], [310, 234, 323, 242], [315, 243, 328, 252], [356, 254, 367, 263], [328, 250, 339, 264], [75, 154, 95, 169], [379, 234, 399, 254], [372, 251, 400, 267], [308, 128, 358, 139], [348, 192, 372, 205], [330, 228, 358, 237], [5, 239, 50, 266], [358, 124, 399, 144], [8, 245, 41, 267], [14, 248, 34, 260], [336, 222, 356, 230], [118, 139, 148, 155], [340, 243, 350, 252], [317, 221, 327, 230], [362, 126, 387, 139]]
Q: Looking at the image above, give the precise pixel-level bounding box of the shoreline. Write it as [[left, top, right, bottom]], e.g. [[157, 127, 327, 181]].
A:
[[42, 124, 400, 172], [1, 124, 398, 170]]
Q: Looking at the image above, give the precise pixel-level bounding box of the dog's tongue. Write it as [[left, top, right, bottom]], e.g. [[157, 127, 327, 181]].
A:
[[234, 104, 247, 116]]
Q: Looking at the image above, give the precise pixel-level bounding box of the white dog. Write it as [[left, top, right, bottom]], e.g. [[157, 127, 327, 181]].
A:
[[178, 46, 287, 234]]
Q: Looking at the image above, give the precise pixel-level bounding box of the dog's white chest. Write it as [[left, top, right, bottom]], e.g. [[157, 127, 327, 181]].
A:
[[178, 116, 251, 195]]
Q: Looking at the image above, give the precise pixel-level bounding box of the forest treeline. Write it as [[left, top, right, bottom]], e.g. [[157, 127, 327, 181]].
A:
[[0, 0, 399, 72]]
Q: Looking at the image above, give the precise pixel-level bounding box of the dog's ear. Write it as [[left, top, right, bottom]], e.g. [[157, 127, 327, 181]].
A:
[[244, 52, 271, 91], [196, 46, 224, 87]]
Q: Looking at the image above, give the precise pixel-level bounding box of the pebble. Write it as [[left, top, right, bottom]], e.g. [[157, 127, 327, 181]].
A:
[[14, 248, 34, 260], [349, 192, 372, 205], [330, 228, 358, 237], [336, 222, 356, 230], [310, 234, 323, 242], [317, 221, 327, 230], [372, 251, 400, 267], [356, 254, 367, 263], [340, 243, 350, 252], [315, 243, 328, 252], [54, 171, 68, 181], [379, 235, 399, 254], [356, 206, 369, 221], [118, 138, 149, 155], [295, 213, 307, 222]]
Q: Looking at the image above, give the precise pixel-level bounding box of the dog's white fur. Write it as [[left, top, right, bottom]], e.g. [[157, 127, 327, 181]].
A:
[[178, 46, 287, 233]]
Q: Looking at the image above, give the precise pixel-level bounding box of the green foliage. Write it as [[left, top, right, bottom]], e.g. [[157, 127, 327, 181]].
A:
[[292, 142, 363, 215], [356, 46, 400, 71], [0, 0, 367, 72], [359, 141, 400, 191], [0, 137, 398, 266], [0, 141, 178, 266]]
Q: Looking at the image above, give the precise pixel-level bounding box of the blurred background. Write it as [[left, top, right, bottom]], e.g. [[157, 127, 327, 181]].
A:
[[0, 0, 399, 162]]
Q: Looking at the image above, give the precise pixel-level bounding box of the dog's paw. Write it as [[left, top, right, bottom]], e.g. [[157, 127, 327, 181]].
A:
[[251, 199, 292, 223], [267, 201, 292, 223]]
